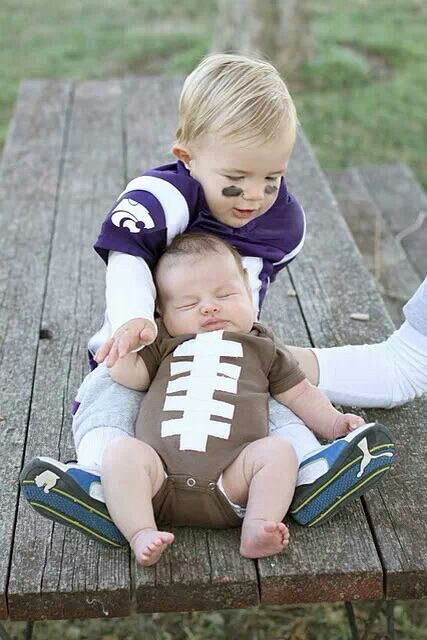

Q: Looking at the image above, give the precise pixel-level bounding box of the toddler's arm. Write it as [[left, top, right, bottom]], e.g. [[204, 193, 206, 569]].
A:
[[96, 252, 158, 367], [108, 352, 150, 391], [274, 379, 364, 440]]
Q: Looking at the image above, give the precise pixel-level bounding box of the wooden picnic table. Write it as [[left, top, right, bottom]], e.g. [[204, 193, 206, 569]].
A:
[[0, 77, 426, 624]]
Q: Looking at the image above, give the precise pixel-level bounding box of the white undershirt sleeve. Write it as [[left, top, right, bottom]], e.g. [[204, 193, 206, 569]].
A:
[[106, 251, 157, 334]]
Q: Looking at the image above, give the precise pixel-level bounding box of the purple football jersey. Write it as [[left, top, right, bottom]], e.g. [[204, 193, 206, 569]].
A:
[[94, 161, 305, 313]]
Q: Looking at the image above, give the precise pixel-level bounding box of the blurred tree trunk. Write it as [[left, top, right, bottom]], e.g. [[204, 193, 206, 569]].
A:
[[210, 0, 312, 72]]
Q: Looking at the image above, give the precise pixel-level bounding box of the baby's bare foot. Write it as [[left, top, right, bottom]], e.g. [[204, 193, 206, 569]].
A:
[[240, 519, 289, 559], [130, 528, 175, 566]]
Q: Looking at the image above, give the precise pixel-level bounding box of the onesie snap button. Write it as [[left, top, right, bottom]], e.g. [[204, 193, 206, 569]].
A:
[[208, 482, 216, 490], [186, 477, 196, 487]]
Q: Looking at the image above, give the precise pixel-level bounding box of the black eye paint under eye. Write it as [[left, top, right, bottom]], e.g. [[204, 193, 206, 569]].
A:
[[265, 184, 278, 195], [222, 184, 279, 197], [222, 185, 243, 197]]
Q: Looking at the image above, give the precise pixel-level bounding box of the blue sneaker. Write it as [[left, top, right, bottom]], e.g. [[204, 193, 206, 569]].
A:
[[20, 457, 127, 548], [290, 423, 395, 527]]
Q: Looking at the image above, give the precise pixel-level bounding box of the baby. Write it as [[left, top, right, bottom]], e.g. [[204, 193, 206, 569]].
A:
[[102, 232, 366, 565]]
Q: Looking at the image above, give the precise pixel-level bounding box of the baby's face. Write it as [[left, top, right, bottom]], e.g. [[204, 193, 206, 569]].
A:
[[174, 125, 293, 228], [156, 251, 256, 337]]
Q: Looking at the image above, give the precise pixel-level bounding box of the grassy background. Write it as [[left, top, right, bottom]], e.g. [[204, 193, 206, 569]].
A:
[[3, 601, 427, 640], [1, 0, 426, 637], [0, 0, 426, 188]]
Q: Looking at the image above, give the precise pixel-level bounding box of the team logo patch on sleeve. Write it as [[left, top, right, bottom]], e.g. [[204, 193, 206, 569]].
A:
[[111, 198, 155, 233]]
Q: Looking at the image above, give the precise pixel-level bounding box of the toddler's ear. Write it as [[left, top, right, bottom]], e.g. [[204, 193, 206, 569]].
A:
[[171, 144, 192, 170]]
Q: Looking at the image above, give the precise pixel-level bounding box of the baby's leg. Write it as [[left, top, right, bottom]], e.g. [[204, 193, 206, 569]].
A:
[[101, 438, 174, 566], [221, 437, 298, 559], [19, 364, 143, 547]]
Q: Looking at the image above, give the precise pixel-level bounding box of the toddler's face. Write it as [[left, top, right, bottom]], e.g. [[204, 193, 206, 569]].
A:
[[173, 125, 293, 228], [156, 251, 255, 337]]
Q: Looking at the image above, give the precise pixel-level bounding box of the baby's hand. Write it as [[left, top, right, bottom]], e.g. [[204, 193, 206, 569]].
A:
[[94, 318, 157, 367], [333, 413, 365, 438]]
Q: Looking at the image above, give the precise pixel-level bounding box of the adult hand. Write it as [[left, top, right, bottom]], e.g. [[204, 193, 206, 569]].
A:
[[94, 318, 157, 367]]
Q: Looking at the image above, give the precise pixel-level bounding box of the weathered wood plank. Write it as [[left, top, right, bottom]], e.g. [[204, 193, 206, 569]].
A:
[[8, 80, 131, 621], [0, 80, 71, 203], [125, 74, 184, 171], [354, 166, 427, 598], [327, 168, 421, 326], [0, 80, 71, 620], [361, 398, 427, 600], [135, 528, 259, 612], [257, 136, 384, 605], [286, 134, 427, 600], [258, 515, 382, 604], [357, 164, 427, 279]]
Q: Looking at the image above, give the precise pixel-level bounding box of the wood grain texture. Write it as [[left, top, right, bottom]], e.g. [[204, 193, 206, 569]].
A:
[[326, 165, 426, 598], [286, 133, 427, 601], [8, 80, 131, 621], [361, 398, 427, 599], [357, 164, 427, 279], [258, 514, 382, 605], [134, 528, 259, 612], [0, 80, 71, 619], [258, 134, 384, 605], [327, 168, 421, 326]]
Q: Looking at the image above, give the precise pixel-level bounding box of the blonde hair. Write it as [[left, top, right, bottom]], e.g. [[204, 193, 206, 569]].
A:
[[175, 53, 297, 149]]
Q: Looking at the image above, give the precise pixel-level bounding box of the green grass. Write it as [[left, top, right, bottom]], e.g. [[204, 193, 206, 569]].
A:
[[0, 0, 215, 147], [292, 0, 427, 187], [3, 601, 427, 639], [1, 0, 426, 188]]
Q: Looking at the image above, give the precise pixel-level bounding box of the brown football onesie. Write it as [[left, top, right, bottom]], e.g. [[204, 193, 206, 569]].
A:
[[135, 320, 305, 529]]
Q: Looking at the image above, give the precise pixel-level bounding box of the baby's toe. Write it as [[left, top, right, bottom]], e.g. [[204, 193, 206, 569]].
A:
[[264, 521, 279, 533]]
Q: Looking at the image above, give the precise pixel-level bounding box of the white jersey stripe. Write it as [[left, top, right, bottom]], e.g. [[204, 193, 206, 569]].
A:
[[119, 176, 190, 244], [241, 256, 264, 316], [273, 206, 306, 266]]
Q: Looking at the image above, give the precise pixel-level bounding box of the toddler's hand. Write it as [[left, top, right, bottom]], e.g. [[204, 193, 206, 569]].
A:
[[94, 318, 157, 367], [333, 413, 365, 438]]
